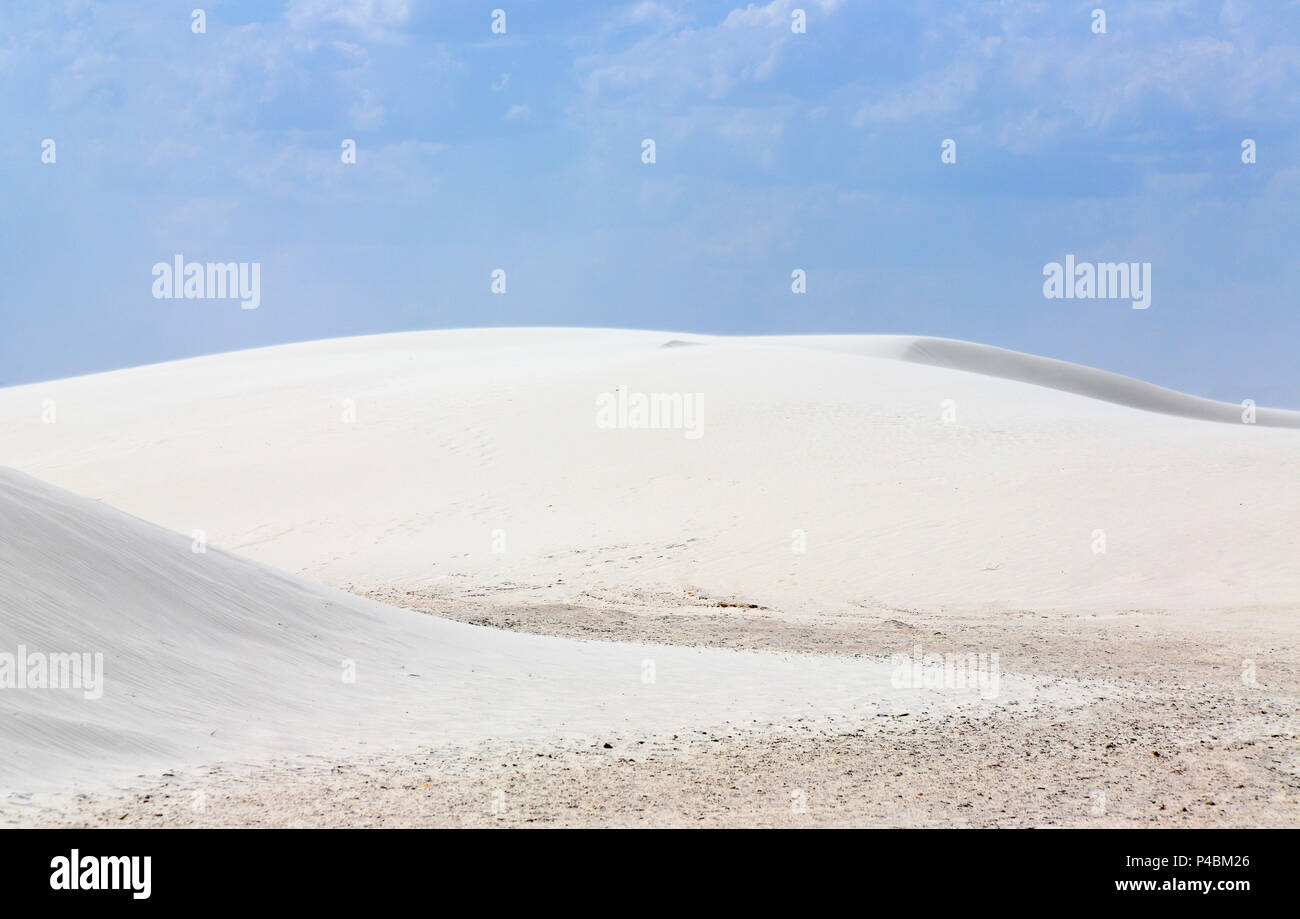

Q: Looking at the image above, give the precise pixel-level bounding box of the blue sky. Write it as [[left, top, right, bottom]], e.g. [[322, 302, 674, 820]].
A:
[[3, 0, 1299, 404]]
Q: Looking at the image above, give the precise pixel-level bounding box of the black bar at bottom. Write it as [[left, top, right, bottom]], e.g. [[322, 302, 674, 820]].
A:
[[0, 828, 1285, 906]]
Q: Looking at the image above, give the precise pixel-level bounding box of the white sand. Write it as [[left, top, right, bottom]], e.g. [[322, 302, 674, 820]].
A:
[[0, 329, 1296, 818], [2, 465, 1071, 796], [2, 329, 1296, 615]]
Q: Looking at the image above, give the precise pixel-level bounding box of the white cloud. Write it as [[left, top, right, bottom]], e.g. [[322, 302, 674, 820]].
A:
[[287, 0, 412, 42], [605, 2, 687, 32], [847, 2, 1300, 152], [579, 0, 843, 103], [348, 88, 385, 130], [233, 140, 447, 203], [853, 59, 982, 126]]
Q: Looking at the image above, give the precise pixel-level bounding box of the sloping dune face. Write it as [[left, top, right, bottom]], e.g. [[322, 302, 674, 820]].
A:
[[1, 329, 1297, 617], [3, 466, 987, 793], [895, 337, 1300, 426], [756, 335, 1300, 427]]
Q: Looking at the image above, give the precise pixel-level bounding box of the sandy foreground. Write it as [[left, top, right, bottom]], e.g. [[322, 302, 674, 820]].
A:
[[10, 593, 1296, 828], [0, 329, 1297, 827], [13, 613, 1298, 828]]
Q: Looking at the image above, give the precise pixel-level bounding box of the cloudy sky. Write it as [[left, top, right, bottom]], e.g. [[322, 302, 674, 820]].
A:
[[3, 0, 1299, 404]]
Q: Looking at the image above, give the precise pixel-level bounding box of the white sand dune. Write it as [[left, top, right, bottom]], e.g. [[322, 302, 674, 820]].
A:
[[754, 335, 1300, 427], [3, 327, 1294, 818], [2, 328, 1296, 618], [6, 465, 1043, 794]]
